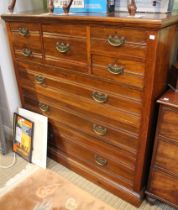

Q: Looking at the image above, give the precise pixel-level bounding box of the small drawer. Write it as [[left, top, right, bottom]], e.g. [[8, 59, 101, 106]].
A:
[[42, 23, 86, 38], [14, 48, 42, 63], [159, 106, 178, 143], [155, 137, 178, 175], [43, 35, 87, 72], [150, 170, 178, 206], [91, 26, 147, 59], [48, 122, 135, 189], [10, 22, 40, 32], [92, 55, 145, 89]]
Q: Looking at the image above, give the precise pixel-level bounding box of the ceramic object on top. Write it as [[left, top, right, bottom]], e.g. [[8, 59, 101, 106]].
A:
[[127, 0, 137, 16]]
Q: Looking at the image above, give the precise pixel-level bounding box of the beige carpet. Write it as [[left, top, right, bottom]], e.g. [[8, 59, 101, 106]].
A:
[[0, 168, 115, 210], [0, 152, 175, 210]]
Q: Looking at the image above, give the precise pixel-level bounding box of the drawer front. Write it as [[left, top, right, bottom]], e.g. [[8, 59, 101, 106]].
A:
[[21, 81, 141, 133], [42, 24, 86, 37], [14, 48, 42, 63], [10, 22, 40, 32], [91, 26, 147, 59], [92, 54, 144, 89], [43, 35, 87, 72], [91, 26, 146, 44], [48, 122, 135, 189], [20, 88, 138, 154], [150, 170, 178, 206], [155, 137, 178, 175], [12, 34, 41, 51], [159, 106, 178, 143], [18, 66, 142, 116]]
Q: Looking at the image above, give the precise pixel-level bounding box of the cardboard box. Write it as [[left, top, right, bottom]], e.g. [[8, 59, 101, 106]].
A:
[[53, 0, 107, 13]]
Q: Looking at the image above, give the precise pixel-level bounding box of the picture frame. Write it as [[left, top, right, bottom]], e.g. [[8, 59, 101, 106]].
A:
[[13, 113, 34, 162]]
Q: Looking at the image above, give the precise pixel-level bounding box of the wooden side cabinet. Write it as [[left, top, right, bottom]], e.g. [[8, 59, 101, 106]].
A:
[[146, 89, 178, 209]]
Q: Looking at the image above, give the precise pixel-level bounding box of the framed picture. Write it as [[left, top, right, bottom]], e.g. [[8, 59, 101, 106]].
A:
[[13, 113, 34, 162], [18, 108, 48, 168]]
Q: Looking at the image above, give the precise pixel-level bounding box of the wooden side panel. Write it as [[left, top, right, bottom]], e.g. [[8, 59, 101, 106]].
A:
[[155, 138, 178, 175], [159, 106, 178, 142], [149, 170, 178, 207]]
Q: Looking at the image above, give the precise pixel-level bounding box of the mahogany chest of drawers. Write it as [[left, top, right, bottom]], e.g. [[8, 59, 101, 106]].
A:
[[146, 89, 178, 208], [2, 11, 178, 206]]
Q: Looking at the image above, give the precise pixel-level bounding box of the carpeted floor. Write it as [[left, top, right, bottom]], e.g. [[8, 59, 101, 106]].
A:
[[0, 152, 176, 210]]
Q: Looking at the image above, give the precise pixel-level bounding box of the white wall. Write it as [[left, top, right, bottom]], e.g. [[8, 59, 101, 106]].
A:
[[0, 0, 44, 138]]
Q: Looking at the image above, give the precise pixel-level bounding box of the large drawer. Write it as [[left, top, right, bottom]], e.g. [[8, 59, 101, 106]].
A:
[[159, 106, 178, 143], [92, 54, 145, 89], [155, 137, 178, 175], [48, 121, 135, 189], [21, 89, 138, 154], [91, 26, 147, 59], [21, 81, 141, 133], [149, 170, 178, 206]]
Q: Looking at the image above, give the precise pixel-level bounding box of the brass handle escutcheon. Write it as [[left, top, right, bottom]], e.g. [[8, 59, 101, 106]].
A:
[[92, 91, 108, 103], [95, 155, 108, 167], [35, 75, 45, 85], [22, 48, 32, 57], [107, 35, 125, 47], [18, 27, 29, 36], [92, 124, 107, 136], [39, 103, 49, 112], [56, 42, 70, 53], [107, 64, 124, 75]]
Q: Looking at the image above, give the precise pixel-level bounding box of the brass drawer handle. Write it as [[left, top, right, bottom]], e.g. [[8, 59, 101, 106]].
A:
[[95, 155, 108, 167], [107, 64, 124, 75], [18, 27, 29, 36], [56, 42, 70, 53], [92, 91, 108, 103], [35, 75, 45, 85], [107, 35, 125, 47], [22, 48, 32, 57], [92, 124, 107, 136], [39, 103, 49, 112]]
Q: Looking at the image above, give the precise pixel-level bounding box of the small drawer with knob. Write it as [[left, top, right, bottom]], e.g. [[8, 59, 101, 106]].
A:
[[43, 35, 88, 73], [14, 48, 42, 63], [91, 26, 147, 59], [92, 55, 145, 89]]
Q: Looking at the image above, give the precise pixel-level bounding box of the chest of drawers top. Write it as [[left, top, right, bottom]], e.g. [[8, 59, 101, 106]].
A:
[[2, 10, 178, 28]]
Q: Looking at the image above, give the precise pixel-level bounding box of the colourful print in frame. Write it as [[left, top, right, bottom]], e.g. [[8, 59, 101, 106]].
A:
[[13, 113, 34, 162]]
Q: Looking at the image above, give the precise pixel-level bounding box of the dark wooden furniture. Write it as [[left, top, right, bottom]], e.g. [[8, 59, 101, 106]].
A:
[[168, 61, 178, 91], [146, 89, 178, 209], [2, 11, 178, 207]]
